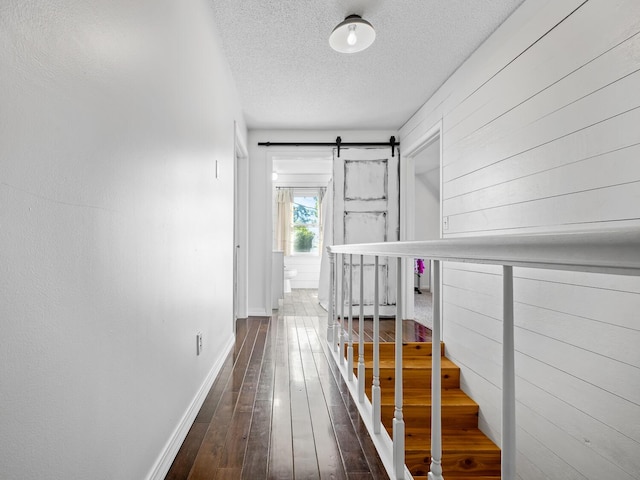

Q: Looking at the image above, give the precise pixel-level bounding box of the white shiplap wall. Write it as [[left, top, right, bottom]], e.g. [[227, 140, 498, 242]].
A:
[[284, 255, 321, 289], [400, 0, 640, 478]]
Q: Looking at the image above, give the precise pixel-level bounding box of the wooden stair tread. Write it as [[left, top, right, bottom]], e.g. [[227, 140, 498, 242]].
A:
[[381, 388, 477, 407], [371, 356, 458, 369], [405, 429, 500, 452], [352, 341, 445, 357], [380, 388, 474, 404]]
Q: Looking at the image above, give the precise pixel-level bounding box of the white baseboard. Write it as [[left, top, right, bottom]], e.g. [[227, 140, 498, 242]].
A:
[[248, 308, 270, 317], [146, 335, 235, 480]]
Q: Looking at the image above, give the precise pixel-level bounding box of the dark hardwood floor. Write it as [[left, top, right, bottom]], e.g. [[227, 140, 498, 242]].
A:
[[166, 290, 429, 480], [348, 317, 432, 343]]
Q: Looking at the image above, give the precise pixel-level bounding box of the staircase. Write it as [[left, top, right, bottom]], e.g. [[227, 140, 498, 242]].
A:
[[351, 342, 501, 479]]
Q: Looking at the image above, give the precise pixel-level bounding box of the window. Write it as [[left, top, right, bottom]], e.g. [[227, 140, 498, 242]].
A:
[[291, 193, 320, 255]]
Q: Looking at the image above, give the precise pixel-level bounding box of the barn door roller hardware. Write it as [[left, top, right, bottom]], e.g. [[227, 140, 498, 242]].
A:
[[258, 136, 399, 157]]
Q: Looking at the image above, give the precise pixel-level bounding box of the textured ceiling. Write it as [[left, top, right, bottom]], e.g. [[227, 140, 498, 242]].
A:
[[210, 0, 525, 130]]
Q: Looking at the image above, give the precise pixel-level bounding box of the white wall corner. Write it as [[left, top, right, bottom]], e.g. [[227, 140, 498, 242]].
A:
[[145, 335, 235, 480]]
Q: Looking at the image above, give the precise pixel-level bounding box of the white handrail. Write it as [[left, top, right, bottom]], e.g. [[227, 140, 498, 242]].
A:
[[325, 227, 640, 480], [326, 227, 640, 276]]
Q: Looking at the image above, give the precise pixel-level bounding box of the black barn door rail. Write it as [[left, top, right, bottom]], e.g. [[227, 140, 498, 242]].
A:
[[258, 136, 399, 157]]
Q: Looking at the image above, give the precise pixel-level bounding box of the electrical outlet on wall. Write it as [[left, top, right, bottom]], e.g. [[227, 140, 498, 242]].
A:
[[196, 332, 203, 355]]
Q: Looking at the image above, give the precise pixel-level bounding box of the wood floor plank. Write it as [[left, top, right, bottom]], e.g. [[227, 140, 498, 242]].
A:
[[347, 318, 432, 344], [236, 319, 269, 413], [165, 422, 209, 480], [288, 317, 321, 480], [255, 316, 277, 402], [268, 317, 294, 479], [186, 389, 236, 479], [241, 320, 276, 479], [240, 399, 272, 479], [212, 467, 241, 479], [193, 356, 234, 424], [219, 320, 268, 469], [295, 317, 347, 480], [217, 411, 253, 469]]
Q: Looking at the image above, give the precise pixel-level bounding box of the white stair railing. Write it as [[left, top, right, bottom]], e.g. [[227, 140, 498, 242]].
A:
[[324, 227, 640, 480]]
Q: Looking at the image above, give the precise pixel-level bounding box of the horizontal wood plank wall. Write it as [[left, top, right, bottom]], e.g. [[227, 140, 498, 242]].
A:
[[284, 256, 321, 289], [400, 0, 640, 478]]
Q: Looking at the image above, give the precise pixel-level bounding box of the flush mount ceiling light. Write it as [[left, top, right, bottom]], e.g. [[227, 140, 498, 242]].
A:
[[329, 14, 376, 53]]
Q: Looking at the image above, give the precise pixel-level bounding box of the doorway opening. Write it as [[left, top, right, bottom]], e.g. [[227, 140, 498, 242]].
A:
[[270, 151, 333, 309], [233, 123, 249, 326], [401, 124, 442, 328]]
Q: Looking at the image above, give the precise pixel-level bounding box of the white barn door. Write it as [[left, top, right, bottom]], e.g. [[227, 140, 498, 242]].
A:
[[333, 147, 399, 316]]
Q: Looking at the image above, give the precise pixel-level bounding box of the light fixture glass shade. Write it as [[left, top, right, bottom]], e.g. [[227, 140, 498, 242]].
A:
[[329, 15, 375, 53]]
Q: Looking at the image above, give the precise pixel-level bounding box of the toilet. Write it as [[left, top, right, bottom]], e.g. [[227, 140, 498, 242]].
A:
[[283, 267, 298, 293]]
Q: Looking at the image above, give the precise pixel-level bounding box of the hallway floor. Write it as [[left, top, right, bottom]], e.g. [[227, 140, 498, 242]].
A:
[[166, 290, 392, 479]]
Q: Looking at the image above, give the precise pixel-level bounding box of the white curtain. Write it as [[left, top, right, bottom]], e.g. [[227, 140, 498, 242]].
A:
[[275, 188, 293, 256], [317, 179, 333, 309]]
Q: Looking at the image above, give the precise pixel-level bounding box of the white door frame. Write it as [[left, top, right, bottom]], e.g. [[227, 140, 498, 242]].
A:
[[399, 120, 443, 320], [264, 147, 334, 314], [234, 122, 249, 323]]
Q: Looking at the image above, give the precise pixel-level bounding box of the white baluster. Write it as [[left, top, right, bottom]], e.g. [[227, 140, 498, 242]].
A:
[[503, 265, 516, 480], [428, 260, 443, 480], [339, 254, 345, 365], [372, 256, 381, 434], [358, 254, 365, 402], [327, 250, 335, 346], [331, 253, 340, 352], [393, 257, 405, 479], [348, 254, 354, 380]]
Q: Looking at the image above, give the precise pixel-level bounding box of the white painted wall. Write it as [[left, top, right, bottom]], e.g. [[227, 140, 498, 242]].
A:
[[248, 130, 397, 316], [401, 0, 640, 478], [0, 2, 246, 479]]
